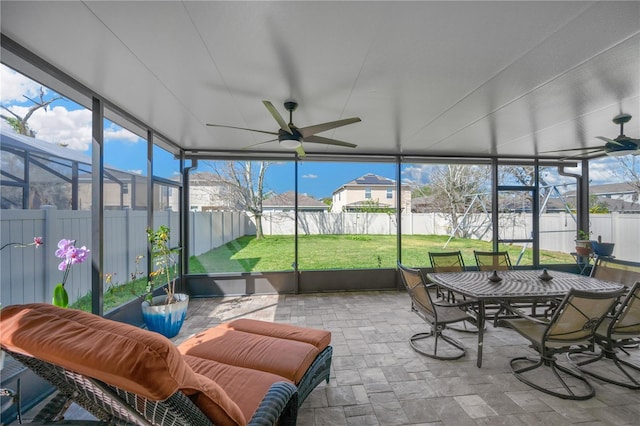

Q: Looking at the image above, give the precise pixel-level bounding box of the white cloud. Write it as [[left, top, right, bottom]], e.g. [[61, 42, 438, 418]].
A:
[[588, 157, 619, 183], [105, 126, 142, 143], [302, 174, 318, 179], [0, 64, 44, 103], [2, 65, 141, 150], [20, 105, 93, 150], [401, 164, 432, 185]]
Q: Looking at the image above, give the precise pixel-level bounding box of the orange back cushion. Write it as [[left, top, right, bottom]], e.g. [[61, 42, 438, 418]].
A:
[[0, 304, 245, 426]]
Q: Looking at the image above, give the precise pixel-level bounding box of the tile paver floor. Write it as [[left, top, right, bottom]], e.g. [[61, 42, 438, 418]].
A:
[[18, 290, 640, 425], [175, 291, 640, 426]]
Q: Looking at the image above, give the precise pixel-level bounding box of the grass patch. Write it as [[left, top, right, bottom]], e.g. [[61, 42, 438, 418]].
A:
[[192, 234, 574, 272], [71, 277, 148, 313]]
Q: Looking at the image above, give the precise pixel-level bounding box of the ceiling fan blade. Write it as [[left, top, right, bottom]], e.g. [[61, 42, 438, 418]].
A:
[[206, 124, 278, 136], [241, 138, 279, 149], [596, 136, 624, 146], [540, 145, 604, 154], [300, 117, 361, 138], [263, 100, 293, 134], [560, 149, 607, 160], [304, 135, 357, 148], [295, 144, 306, 157]]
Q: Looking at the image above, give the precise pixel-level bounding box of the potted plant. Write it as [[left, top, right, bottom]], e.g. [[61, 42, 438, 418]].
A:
[[141, 225, 189, 338], [590, 235, 615, 257], [575, 229, 592, 256]]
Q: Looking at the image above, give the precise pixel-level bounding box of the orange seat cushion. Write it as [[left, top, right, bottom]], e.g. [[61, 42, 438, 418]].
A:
[[218, 318, 331, 351], [178, 326, 320, 383], [184, 355, 293, 422], [0, 304, 246, 426]]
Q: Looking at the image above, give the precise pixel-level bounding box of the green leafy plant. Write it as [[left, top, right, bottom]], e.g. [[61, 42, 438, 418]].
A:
[[104, 254, 146, 297], [146, 225, 179, 305], [577, 229, 591, 240]]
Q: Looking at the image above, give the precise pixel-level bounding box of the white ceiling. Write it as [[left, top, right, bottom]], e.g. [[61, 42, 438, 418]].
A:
[[1, 1, 639, 159]]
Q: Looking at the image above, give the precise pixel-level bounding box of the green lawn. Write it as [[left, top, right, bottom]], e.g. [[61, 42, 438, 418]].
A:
[[190, 234, 574, 273]]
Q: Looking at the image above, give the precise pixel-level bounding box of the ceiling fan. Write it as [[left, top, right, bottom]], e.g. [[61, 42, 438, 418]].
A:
[[543, 113, 639, 158], [207, 100, 361, 156]]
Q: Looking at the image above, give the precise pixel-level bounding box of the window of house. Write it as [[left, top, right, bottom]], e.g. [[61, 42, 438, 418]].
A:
[[365, 188, 371, 199], [387, 188, 393, 199]]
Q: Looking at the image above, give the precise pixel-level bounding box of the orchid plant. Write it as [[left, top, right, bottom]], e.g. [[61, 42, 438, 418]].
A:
[[0, 237, 43, 251], [53, 239, 90, 308]]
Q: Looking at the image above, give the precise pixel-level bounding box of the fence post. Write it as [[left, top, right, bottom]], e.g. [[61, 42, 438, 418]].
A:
[[42, 205, 57, 303], [125, 208, 134, 278], [209, 211, 214, 250]]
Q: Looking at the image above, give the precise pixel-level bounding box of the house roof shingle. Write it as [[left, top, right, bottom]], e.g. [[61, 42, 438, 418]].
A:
[[263, 191, 327, 209]]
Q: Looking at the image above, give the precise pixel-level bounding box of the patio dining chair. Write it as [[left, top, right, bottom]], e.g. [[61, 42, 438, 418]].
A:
[[397, 262, 477, 360], [428, 251, 467, 302], [428, 251, 481, 332], [473, 250, 512, 271], [497, 287, 625, 400], [429, 250, 466, 272], [568, 281, 640, 389], [473, 250, 514, 322]]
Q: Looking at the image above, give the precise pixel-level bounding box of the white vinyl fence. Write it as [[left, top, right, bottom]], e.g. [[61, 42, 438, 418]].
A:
[[261, 211, 640, 262], [2, 208, 638, 307]]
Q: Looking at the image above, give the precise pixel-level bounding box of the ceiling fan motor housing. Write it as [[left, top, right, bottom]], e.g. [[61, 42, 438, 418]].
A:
[[279, 127, 302, 148], [284, 100, 298, 113]]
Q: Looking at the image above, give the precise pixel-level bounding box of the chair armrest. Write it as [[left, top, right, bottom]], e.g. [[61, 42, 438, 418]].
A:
[[248, 381, 297, 426], [433, 299, 477, 309]]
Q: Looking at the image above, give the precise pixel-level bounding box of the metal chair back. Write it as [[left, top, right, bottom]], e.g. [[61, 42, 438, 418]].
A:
[[397, 262, 436, 321], [429, 251, 465, 272], [473, 250, 512, 271], [608, 281, 640, 337], [545, 289, 624, 347]]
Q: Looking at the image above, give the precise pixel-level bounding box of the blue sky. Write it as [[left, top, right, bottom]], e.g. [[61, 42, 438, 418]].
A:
[[2, 64, 634, 200]]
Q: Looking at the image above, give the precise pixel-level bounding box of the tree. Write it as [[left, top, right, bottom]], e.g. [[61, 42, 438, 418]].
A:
[[411, 185, 432, 198], [498, 165, 554, 204], [1, 86, 62, 136], [615, 155, 640, 201], [430, 164, 491, 238], [205, 161, 270, 239]]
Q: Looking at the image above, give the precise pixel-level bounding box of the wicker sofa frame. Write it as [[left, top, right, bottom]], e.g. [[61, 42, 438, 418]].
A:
[[296, 346, 332, 406], [4, 347, 298, 425]]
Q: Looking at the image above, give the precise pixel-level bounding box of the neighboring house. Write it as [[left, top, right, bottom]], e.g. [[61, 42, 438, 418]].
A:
[[412, 193, 570, 214], [183, 172, 243, 212], [565, 182, 640, 213], [590, 183, 640, 204], [262, 191, 328, 212], [331, 173, 411, 213]]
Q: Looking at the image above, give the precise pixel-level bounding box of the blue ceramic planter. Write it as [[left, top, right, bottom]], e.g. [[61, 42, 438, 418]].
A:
[[141, 293, 189, 338], [590, 241, 615, 257]]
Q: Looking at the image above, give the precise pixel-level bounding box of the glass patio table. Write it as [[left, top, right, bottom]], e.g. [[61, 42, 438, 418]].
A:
[[426, 269, 624, 368]]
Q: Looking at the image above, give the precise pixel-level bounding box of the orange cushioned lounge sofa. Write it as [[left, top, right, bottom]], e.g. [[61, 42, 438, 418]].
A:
[[0, 303, 333, 425]]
